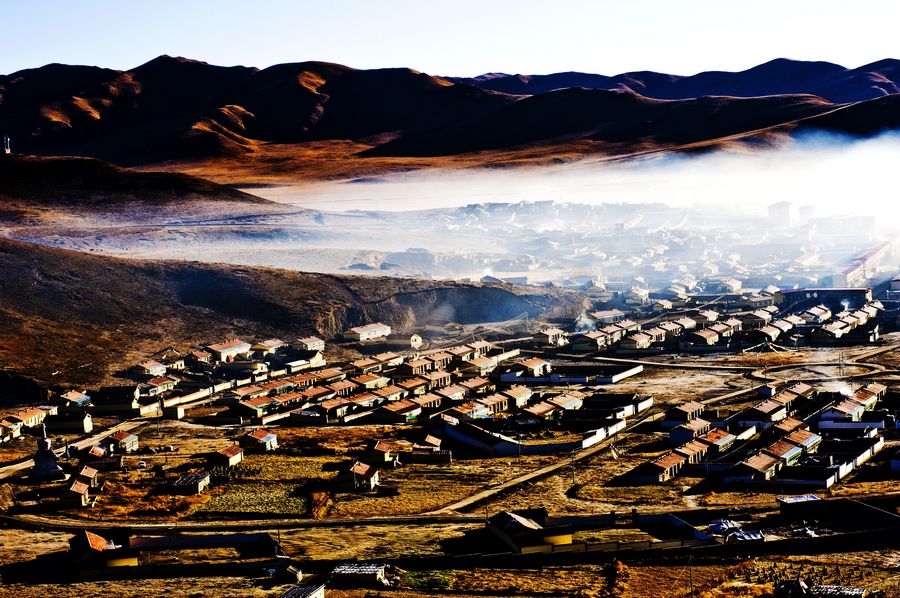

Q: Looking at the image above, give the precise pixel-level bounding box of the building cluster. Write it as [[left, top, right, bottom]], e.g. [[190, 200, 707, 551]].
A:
[[636, 382, 891, 490], [544, 290, 885, 356]]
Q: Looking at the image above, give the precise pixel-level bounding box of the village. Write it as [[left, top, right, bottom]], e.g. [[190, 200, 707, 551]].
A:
[[0, 278, 899, 596]]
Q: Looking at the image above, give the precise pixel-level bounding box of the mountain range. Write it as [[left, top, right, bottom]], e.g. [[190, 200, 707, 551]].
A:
[[2, 56, 900, 175]]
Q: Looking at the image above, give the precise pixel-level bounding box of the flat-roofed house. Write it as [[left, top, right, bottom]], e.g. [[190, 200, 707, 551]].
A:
[[345, 323, 392, 342], [295, 336, 325, 352], [206, 340, 252, 362], [252, 338, 287, 355]]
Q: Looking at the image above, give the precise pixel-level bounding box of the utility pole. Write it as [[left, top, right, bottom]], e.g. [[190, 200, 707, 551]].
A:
[[689, 554, 694, 597]]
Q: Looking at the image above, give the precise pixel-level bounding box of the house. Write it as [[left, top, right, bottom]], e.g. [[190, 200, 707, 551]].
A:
[[784, 428, 822, 454], [502, 386, 533, 408], [206, 340, 252, 362], [801, 305, 832, 324], [741, 310, 773, 330], [447, 345, 478, 362], [76, 465, 100, 488], [774, 417, 808, 435], [683, 329, 719, 346], [351, 373, 390, 390], [646, 452, 687, 482], [253, 338, 288, 355], [9, 406, 51, 428], [240, 428, 278, 452], [436, 384, 468, 403], [523, 401, 559, 420], [57, 390, 92, 412], [459, 377, 493, 395], [106, 431, 139, 454], [411, 393, 443, 411], [344, 323, 392, 342], [64, 480, 91, 507], [727, 452, 781, 483], [188, 349, 212, 363], [674, 317, 697, 332], [425, 351, 453, 370], [820, 398, 866, 422], [643, 327, 667, 343], [516, 358, 552, 377], [346, 461, 379, 491], [674, 439, 709, 464], [214, 445, 245, 467], [662, 401, 705, 429], [464, 356, 498, 377], [694, 310, 720, 327], [171, 472, 212, 495], [132, 359, 166, 377], [697, 428, 736, 453], [620, 332, 653, 350], [372, 400, 422, 424], [326, 380, 359, 397], [708, 322, 733, 338], [533, 328, 568, 346], [223, 385, 267, 403], [397, 377, 430, 395], [219, 360, 268, 376], [421, 370, 452, 389], [744, 325, 782, 345], [570, 331, 609, 352], [738, 400, 787, 428], [385, 333, 423, 350], [670, 418, 711, 445], [479, 394, 509, 414], [658, 321, 683, 338], [295, 336, 325, 352], [397, 358, 432, 377], [143, 375, 179, 397], [763, 439, 804, 466]]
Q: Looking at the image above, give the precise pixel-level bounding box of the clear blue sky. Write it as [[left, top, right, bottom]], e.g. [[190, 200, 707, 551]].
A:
[[3, 0, 897, 76]]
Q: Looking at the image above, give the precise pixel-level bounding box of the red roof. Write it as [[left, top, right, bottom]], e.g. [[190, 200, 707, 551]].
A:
[[218, 445, 244, 458]]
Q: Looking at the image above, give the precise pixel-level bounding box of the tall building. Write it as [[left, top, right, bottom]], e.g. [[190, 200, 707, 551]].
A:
[[2, 135, 10, 155], [767, 201, 794, 228]]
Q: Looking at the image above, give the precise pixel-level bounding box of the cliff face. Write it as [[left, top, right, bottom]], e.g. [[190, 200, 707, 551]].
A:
[[0, 239, 585, 387]]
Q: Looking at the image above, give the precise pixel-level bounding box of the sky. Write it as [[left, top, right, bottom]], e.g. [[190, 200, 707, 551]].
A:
[[2, 0, 898, 77]]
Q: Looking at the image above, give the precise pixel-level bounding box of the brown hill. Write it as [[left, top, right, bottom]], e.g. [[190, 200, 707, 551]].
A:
[[0, 238, 586, 387], [0, 155, 268, 206], [364, 88, 834, 157], [3, 56, 900, 182]]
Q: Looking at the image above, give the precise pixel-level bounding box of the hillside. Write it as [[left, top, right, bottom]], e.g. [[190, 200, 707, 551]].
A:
[[0, 239, 587, 387], [0, 155, 268, 206], [450, 58, 900, 103], [3, 56, 900, 182]]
